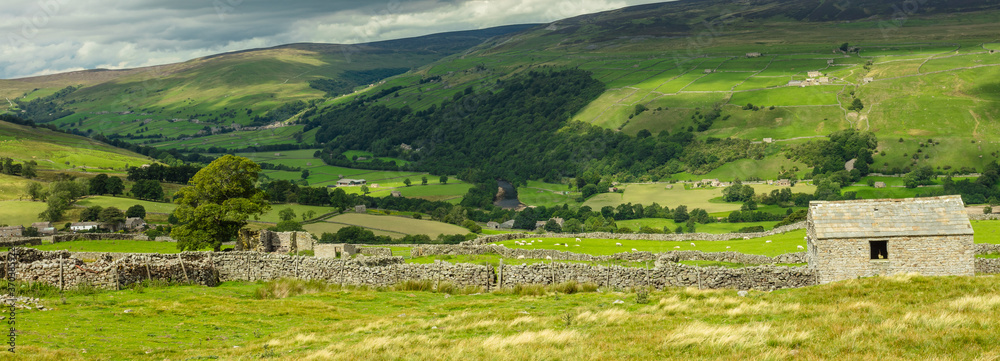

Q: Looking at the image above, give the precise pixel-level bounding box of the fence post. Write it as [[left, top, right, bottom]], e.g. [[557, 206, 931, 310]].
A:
[[144, 257, 152, 282], [59, 254, 65, 291], [178, 253, 189, 283], [498, 259, 503, 290]]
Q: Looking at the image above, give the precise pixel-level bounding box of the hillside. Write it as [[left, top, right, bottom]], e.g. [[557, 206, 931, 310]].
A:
[[0, 24, 535, 130], [6, 0, 1000, 182], [0, 118, 152, 171]]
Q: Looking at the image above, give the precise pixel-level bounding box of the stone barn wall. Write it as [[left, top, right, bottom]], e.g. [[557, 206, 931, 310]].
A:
[[812, 235, 975, 284]]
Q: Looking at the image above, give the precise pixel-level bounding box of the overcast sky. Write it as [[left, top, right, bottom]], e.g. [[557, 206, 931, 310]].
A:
[[0, 0, 669, 79]]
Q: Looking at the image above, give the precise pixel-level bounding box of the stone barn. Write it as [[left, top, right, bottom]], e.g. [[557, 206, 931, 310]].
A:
[[807, 195, 974, 284]]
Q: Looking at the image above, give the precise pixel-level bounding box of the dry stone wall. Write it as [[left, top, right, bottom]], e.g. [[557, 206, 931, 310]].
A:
[[0, 238, 42, 248], [53, 233, 146, 243], [498, 262, 816, 291], [461, 222, 807, 245], [2, 249, 217, 290], [359, 247, 392, 257], [975, 258, 1000, 274], [412, 244, 808, 265]]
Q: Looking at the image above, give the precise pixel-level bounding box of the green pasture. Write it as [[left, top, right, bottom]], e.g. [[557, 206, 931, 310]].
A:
[[0, 121, 152, 170], [0, 201, 47, 226], [304, 213, 469, 238], [683, 72, 751, 92], [77, 196, 178, 215], [584, 183, 816, 213], [493, 229, 807, 257], [0, 174, 31, 201], [729, 86, 842, 107]]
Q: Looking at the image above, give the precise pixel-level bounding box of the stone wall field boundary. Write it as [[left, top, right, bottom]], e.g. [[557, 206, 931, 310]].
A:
[[412, 245, 808, 264], [6, 248, 999, 293], [461, 221, 808, 245], [53, 233, 147, 243]]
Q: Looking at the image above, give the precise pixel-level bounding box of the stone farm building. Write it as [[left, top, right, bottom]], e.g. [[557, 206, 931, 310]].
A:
[[337, 179, 367, 186], [0, 226, 24, 238], [70, 222, 99, 232], [807, 195, 974, 284], [32, 222, 55, 235]]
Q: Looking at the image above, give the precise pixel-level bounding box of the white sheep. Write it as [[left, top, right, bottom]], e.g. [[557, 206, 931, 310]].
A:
[[674, 246, 680, 249], [631, 248, 638, 252], [726, 246, 731, 249], [616, 243, 622, 246], [546, 256, 552, 260], [765, 240, 772, 243], [517, 255, 525, 259], [690, 243, 696, 247], [564, 244, 569, 247], [575, 238, 582, 242], [797, 245, 805, 250]]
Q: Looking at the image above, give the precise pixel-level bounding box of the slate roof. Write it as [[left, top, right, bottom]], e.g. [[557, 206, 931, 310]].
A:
[[809, 195, 972, 239]]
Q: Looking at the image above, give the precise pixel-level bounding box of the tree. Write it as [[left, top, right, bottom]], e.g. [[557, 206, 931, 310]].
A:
[[89, 174, 109, 195], [673, 205, 689, 223], [271, 220, 304, 232], [302, 210, 316, 221], [543, 219, 562, 233], [462, 219, 482, 233], [301, 169, 310, 179], [581, 184, 599, 198], [985, 206, 993, 214], [440, 175, 448, 184], [22, 161, 36, 178], [170, 155, 271, 251], [132, 179, 164, 201], [562, 218, 583, 232], [126, 204, 146, 219], [106, 176, 124, 196], [421, 176, 428, 185], [98, 207, 125, 228], [512, 208, 538, 230], [79, 206, 104, 222], [360, 185, 370, 195], [404, 178, 412, 187], [279, 207, 297, 221], [26, 182, 44, 201]]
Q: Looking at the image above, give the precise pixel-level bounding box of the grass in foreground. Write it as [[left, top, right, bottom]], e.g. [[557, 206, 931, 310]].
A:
[[9, 275, 1000, 360]]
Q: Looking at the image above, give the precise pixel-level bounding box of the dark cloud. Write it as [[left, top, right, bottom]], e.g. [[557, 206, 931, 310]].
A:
[[0, 0, 668, 79]]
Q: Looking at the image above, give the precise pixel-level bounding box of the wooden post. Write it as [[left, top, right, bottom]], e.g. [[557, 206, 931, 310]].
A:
[[114, 263, 119, 291], [645, 261, 650, 289], [245, 254, 251, 281], [498, 259, 503, 290], [59, 254, 65, 291], [178, 253, 190, 283], [144, 257, 152, 282], [697, 269, 702, 290]]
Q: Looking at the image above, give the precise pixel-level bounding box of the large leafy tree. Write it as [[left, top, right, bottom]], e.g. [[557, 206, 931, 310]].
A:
[[170, 155, 271, 251]]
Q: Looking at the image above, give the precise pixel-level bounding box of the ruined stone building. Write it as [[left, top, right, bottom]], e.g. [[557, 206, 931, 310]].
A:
[[807, 195, 974, 284]]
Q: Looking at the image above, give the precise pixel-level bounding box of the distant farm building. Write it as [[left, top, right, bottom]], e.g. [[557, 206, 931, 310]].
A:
[[355, 205, 367, 213], [873, 182, 887, 188], [499, 220, 515, 230], [0, 226, 24, 238], [774, 179, 791, 187], [486, 221, 501, 230], [807, 71, 823, 78], [788, 80, 803, 87], [125, 217, 147, 230], [535, 221, 547, 230], [763, 138, 774, 143], [70, 222, 99, 232], [31, 222, 55, 235], [862, 77, 875, 84], [746, 52, 762, 58], [391, 191, 402, 198], [337, 179, 367, 186], [807, 196, 974, 284], [703, 69, 714, 74]]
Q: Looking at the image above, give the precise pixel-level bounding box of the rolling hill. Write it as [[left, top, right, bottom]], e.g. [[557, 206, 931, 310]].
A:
[[5, 0, 1000, 181], [0, 118, 152, 171]]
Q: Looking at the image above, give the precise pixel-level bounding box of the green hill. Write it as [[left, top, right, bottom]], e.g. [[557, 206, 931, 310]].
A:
[[0, 119, 152, 171], [6, 0, 1000, 181]]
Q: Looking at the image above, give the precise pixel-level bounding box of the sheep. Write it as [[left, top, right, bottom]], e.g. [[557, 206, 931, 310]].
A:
[[616, 243, 622, 246], [575, 238, 582, 242], [517, 255, 525, 259], [765, 240, 772, 243], [797, 245, 805, 250], [690, 243, 696, 247], [564, 244, 569, 247], [674, 246, 680, 249], [726, 246, 731, 249], [631, 248, 638, 252]]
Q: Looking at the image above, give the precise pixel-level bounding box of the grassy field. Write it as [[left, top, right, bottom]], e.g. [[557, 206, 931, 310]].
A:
[[0, 174, 31, 201], [0, 120, 152, 170], [493, 229, 808, 257], [11, 274, 1000, 360], [584, 183, 816, 212], [304, 213, 470, 238], [0, 201, 47, 226]]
